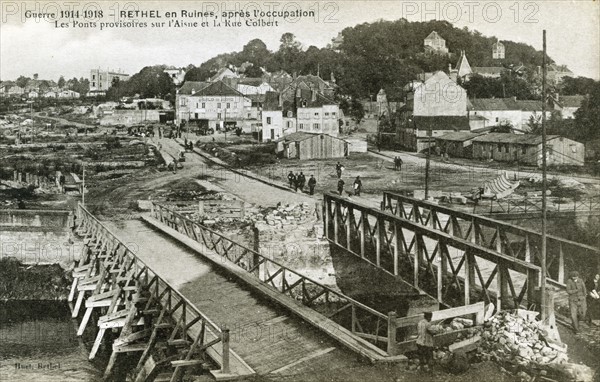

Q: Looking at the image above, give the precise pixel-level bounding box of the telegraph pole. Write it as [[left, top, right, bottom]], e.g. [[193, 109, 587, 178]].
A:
[[540, 30, 548, 322], [82, 164, 85, 207], [424, 127, 431, 199]]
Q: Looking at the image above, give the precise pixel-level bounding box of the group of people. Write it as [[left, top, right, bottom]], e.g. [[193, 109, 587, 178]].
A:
[[567, 271, 600, 332], [394, 156, 403, 171], [337, 176, 362, 196], [287, 171, 317, 195]]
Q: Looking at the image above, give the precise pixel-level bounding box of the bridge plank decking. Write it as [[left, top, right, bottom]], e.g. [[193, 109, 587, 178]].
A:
[[106, 219, 359, 377]]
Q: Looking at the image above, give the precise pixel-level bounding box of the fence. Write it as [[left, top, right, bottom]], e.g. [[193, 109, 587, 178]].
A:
[[150, 201, 396, 359], [74, 204, 242, 379]]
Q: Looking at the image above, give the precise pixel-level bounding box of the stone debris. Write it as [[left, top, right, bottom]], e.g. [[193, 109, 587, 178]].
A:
[[417, 309, 594, 381], [477, 310, 568, 368]]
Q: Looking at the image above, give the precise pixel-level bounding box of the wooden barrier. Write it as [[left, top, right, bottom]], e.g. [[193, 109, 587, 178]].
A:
[[71, 204, 253, 381], [390, 302, 485, 354]]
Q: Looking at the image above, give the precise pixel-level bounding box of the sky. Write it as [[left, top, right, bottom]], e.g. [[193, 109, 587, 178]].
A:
[[1, 0, 599, 82]]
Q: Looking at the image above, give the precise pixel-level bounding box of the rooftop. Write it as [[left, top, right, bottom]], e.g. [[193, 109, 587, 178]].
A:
[[436, 131, 487, 142], [472, 133, 563, 145]]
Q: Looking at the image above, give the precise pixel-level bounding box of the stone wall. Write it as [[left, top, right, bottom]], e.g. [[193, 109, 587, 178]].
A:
[[0, 210, 81, 266]]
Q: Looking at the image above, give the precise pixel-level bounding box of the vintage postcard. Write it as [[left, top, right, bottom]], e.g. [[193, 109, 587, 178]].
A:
[[1, 1, 599, 381]]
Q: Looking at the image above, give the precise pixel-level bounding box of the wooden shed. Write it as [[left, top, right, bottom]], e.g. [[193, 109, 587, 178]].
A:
[[436, 131, 487, 158], [277, 132, 348, 160], [472, 133, 585, 167]]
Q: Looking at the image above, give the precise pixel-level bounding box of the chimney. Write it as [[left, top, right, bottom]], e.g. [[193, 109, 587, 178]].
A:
[[278, 92, 282, 107], [537, 66, 541, 74], [448, 63, 452, 72], [311, 90, 317, 102]]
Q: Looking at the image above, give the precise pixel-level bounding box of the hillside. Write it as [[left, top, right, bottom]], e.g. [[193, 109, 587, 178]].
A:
[[181, 19, 553, 101]]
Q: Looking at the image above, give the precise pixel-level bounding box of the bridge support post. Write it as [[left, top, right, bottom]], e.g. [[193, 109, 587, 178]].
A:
[[387, 311, 397, 356], [393, 222, 400, 276], [413, 234, 421, 288], [376, 216, 383, 267], [464, 250, 475, 305], [222, 328, 230, 374], [558, 244, 565, 284]]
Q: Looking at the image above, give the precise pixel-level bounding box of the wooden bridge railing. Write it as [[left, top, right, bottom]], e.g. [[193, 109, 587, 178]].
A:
[[150, 202, 396, 357], [324, 193, 542, 316], [74, 204, 244, 380], [382, 192, 600, 286]]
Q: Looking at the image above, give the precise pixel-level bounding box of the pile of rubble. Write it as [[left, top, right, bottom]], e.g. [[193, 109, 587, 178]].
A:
[[477, 310, 567, 367], [415, 309, 595, 381], [261, 202, 314, 227]]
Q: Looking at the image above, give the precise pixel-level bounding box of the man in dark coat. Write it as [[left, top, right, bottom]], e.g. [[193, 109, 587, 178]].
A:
[[298, 172, 306, 192], [287, 171, 296, 188], [308, 175, 317, 195], [337, 178, 345, 195], [335, 162, 343, 179], [353, 176, 362, 196], [567, 271, 587, 332], [586, 273, 600, 322]]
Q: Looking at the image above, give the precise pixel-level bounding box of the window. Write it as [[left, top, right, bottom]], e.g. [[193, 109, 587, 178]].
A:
[[314, 112, 319, 117], [522, 146, 527, 154], [217, 113, 222, 119], [266, 117, 272, 124], [299, 123, 304, 130], [92, 75, 96, 80], [313, 123, 320, 130], [495, 117, 499, 122], [332, 112, 336, 117], [180, 97, 187, 106], [217, 102, 221, 108], [325, 112, 329, 117], [226, 103, 231, 109], [287, 121, 292, 128], [201, 102, 205, 108]]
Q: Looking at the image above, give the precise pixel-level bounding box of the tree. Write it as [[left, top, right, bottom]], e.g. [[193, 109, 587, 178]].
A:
[[573, 82, 600, 141], [57, 76, 66, 89], [561, 76, 597, 96], [239, 39, 270, 68], [16, 75, 30, 88]]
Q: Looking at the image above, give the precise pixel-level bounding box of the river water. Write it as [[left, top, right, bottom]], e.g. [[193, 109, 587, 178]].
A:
[[0, 301, 102, 382]]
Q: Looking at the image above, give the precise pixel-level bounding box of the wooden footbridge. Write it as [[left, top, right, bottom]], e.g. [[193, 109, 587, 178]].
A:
[[67, 192, 598, 380], [69, 202, 410, 381]]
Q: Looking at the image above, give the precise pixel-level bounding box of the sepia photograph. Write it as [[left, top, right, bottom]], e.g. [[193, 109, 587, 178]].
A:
[[0, 0, 599, 381]]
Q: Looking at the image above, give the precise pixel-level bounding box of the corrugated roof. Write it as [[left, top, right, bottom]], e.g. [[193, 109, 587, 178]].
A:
[[436, 132, 486, 142], [472, 133, 563, 145]]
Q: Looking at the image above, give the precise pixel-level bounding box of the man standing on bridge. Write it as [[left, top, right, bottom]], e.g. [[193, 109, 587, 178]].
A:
[[567, 271, 587, 333]]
